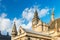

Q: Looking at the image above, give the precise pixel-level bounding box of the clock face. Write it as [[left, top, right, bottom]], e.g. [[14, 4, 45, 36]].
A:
[[32, 21, 37, 28]]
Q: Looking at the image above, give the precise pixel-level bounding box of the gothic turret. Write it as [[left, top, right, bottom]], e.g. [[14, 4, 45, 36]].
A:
[[11, 22, 17, 37], [32, 10, 39, 25], [34, 10, 39, 18], [32, 10, 39, 29], [51, 8, 55, 22]]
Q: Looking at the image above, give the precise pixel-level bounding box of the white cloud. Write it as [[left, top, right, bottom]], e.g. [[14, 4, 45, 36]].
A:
[[22, 6, 50, 21], [22, 8, 35, 21], [21, 21, 32, 29], [38, 8, 49, 17], [0, 18, 11, 31], [0, 13, 12, 35], [0, 13, 7, 18], [0, 13, 25, 35]]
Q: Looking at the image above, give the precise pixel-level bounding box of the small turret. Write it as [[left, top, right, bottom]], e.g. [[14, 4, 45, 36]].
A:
[[11, 22, 17, 37]]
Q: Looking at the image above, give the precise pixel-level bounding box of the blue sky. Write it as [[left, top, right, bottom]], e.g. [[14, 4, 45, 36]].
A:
[[0, 0, 60, 35]]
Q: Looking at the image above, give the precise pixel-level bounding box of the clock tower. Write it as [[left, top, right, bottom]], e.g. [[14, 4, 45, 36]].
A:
[[32, 10, 39, 30]]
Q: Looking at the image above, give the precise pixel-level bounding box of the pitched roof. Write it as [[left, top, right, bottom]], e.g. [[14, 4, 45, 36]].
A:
[[22, 28, 51, 37]]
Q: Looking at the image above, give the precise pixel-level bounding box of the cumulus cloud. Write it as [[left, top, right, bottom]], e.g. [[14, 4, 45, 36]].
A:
[[22, 6, 50, 21], [0, 13, 32, 35], [22, 8, 35, 21], [0, 13, 7, 18], [0, 18, 11, 31], [21, 21, 32, 29], [38, 8, 49, 17], [0, 13, 12, 35]]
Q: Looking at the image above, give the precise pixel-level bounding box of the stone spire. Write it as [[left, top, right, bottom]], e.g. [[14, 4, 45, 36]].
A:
[[32, 9, 41, 31], [11, 22, 17, 37], [51, 8, 55, 22], [32, 10, 39, 25], [34, 10, 39, 19]]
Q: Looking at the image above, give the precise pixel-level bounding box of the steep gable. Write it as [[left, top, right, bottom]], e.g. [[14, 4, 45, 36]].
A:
[[18, 26, 26, 35]]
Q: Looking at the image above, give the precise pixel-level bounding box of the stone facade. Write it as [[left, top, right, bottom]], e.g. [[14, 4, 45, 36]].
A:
[[11, 9, 60, 40]]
